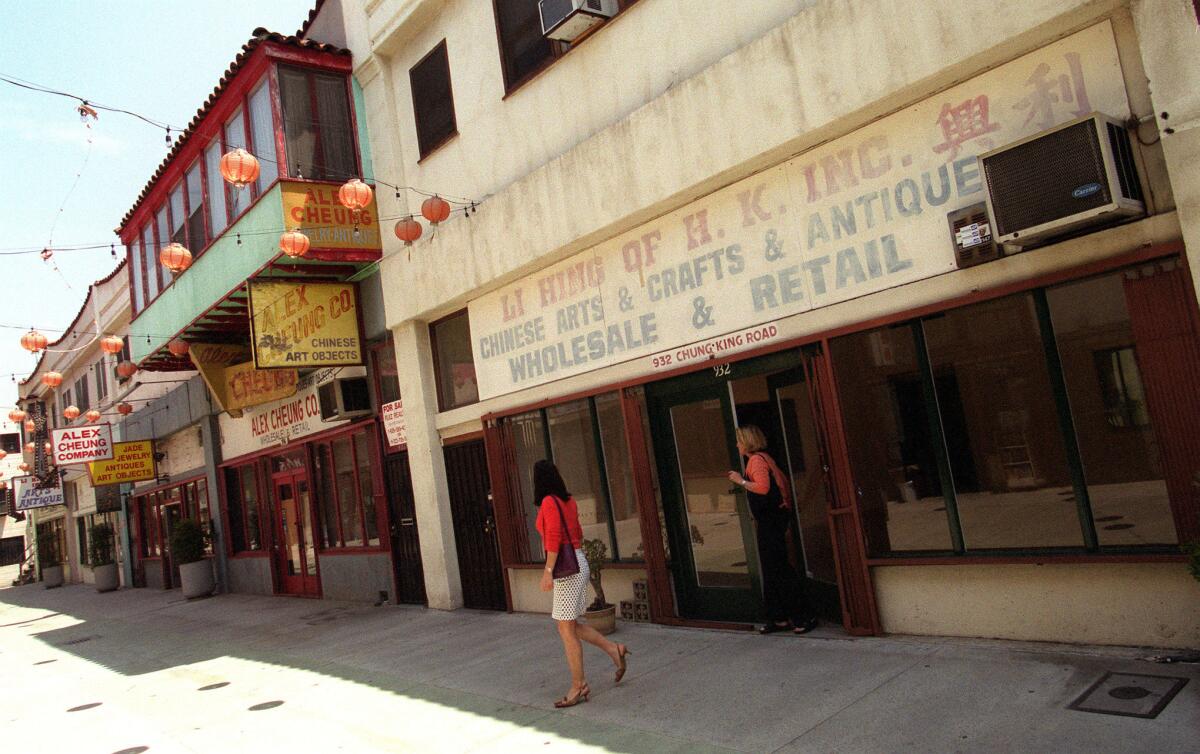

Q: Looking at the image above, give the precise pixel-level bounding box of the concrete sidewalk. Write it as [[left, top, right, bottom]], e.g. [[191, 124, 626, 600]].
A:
[[1, 582, 1195, 753]]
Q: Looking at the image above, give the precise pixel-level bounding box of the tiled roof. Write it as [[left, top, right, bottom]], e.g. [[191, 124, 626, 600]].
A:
[[117, 27, 351, 231], [297, 0, 327, 38]]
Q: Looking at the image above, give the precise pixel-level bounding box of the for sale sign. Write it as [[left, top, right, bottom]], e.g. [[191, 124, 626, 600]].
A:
[[51, 423, 114, 466]]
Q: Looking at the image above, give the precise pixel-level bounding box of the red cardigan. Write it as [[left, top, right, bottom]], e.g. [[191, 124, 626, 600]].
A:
[[535, 495, 584, 553]]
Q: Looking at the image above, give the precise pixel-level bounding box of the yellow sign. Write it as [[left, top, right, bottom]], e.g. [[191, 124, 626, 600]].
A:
[[190, 343, 299, 415], [280, 181, 381, 252], [88, 441, 156, 487], [249, 281, 364, 368]]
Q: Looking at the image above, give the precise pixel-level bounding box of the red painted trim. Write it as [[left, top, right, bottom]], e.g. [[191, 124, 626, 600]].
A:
[[443, 430, 485, 445], [305, 249, 383, 262], [132, 473, 206, 498], [315, 546, 392, 556], [269, 65, 289, 179]]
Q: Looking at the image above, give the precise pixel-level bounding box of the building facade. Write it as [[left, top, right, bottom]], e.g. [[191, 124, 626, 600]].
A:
[[336, 0, 1200, 648]]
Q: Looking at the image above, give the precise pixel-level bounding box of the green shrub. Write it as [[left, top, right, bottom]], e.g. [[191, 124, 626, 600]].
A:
[[581, 538, 610, 610], [88, 523, 115, 567], [168, 519, 208, 565], [1185, 542, 1200, 583]]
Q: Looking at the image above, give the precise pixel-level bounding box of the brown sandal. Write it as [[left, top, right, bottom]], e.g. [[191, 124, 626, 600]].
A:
[[614, 645, 631, 683], [554, 683, 590, 708]]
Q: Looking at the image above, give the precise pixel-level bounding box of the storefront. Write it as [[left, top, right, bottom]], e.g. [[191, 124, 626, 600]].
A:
[[217, 367, 397, 603], [132, 476, 211, 589], [426, 21, 1199, 646]]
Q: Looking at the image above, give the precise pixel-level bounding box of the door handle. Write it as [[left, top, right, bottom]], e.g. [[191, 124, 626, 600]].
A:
[[399, 517, 415, 527]]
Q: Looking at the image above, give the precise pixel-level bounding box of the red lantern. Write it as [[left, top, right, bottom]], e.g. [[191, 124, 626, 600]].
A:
[[394, 217, 423, 246], [24, 442, 34, 453], [8, 409, 27, 423], [18, 463, 30, 473], [100, 334, 124, 354], [43, 441, 51, 453], [84, 409, 102, 423], [160, 243, 193, 274], [279, 230, 311, 258], [42, 371, 63, 388], [220, 148, 260, 189], [117, 360, 138, 379], [0, 449, 6, 461], [168, 338, 190, 357], [23, 419, 35, 433], [421, 195, 451, 225], [63, 405, 80, 420], [20, 329, 47, 353], [338, 179, 373, 211], [117, 402, 133, 415]]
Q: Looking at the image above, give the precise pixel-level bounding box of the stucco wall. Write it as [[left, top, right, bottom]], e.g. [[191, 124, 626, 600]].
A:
[[874, 563, 1200, 649], [227, 556, 274, 596], [509, 566, 647, 617], [318, 551, 394, 603]]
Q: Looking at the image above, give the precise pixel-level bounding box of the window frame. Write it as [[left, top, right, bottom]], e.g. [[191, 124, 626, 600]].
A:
[[222, 462, 267, 557], [277, 64, 362, 182], [409, 39, 459, 160], [313, 426, 386, 552], [429, 308, 479, 413]]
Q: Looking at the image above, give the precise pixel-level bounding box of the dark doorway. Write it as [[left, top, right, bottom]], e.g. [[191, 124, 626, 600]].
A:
[[385, 452, 427, 605], [444, 439, 507, 610]]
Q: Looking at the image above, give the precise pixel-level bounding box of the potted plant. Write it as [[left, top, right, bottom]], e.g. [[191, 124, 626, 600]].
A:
[[581, 538, 617, 634], [38, 531, 63, 589], [89, 522, 119, 593], [169, 519, 214, 599]]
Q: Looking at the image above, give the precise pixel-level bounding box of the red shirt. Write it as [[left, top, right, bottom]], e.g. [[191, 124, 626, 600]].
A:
[[743, 452, 793, 506], [536, 495, 584, 553]]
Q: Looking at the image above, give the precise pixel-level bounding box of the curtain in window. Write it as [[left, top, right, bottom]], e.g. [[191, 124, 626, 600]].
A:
[[279, 68, 317, 179], [185, 162, 206, 250], [314, 74, 355, 181], [248, 82, 279, 192], [204, 141, 228, 237]]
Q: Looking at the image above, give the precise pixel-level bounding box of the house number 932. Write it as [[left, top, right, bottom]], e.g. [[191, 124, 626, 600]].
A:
[[712, 363, 731, 378]]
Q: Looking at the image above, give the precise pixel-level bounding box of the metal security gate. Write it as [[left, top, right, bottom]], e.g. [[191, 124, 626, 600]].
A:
[[0, 536, 23, 567], [385, 452, 427, 605], [444, 439, 507, 610]]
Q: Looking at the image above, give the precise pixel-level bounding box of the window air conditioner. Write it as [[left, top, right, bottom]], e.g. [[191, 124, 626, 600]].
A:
[[539, 0, 618, 42], [979, 112, 1144, 249], [317, 377, 372, 422]]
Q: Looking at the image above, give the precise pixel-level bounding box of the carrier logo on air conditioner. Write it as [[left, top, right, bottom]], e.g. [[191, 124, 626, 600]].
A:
[[1072, 182, 1103, 199]]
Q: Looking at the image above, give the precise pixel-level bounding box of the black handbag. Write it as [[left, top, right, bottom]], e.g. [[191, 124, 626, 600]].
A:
[[550, 496, 580, 579]]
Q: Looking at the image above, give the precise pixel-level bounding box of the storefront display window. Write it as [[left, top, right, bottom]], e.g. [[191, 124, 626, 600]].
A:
[[314, 428, 384, 550], [1046, 272, 1177, 546], [224, 464, 263, 553]]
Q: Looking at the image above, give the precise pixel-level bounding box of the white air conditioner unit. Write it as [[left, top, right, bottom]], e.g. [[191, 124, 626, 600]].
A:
[[539, 0, 618, 42], [979, 113, 1144, 249], [317, 376, 372, 422]]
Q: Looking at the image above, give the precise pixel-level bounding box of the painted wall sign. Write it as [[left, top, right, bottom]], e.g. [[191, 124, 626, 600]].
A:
[[190, 342, 299, 415], [88, 440, 157, 487], [219, 367, 361, 457], [51, 423, 114, 466], [468, 23, 1128, 401], [249, 281, 364, 369], [279, 180, 382, 252], [15, 478, 65, 511], [382, 399, 406, 448]]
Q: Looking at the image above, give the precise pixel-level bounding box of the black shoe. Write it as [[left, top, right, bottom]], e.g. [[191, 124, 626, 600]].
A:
[[792, 617, 818, 635], [758, 621, 790, 635]]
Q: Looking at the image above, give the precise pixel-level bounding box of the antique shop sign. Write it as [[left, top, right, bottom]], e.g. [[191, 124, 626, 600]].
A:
[[51, 423, 114, 465], [190, 342, 298, 415], [279, 180, 382, 252], [88, 440, 157, 486], [249, 281, 364, 368], [15, 478, 65, 511], [468, 23, 1127, 400]]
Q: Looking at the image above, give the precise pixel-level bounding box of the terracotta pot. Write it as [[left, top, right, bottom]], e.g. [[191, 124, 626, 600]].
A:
[[94, 563, 119, 593], [42, 564, 64, 589], [584, 604, 617, 635], [179, 559, 214, 599]]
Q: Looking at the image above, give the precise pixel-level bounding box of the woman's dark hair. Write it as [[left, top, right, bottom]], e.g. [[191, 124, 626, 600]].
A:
[[532, 459, 570, 506]]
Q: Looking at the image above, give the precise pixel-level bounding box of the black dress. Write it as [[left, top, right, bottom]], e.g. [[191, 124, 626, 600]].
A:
[[745, 452, 813, 626]]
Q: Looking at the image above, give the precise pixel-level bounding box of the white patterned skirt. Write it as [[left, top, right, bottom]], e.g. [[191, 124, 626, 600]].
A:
[[551, 548, 590, 621]]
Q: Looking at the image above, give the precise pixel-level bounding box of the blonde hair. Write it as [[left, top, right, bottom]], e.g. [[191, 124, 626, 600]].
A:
[[736, 425, 767, 453]]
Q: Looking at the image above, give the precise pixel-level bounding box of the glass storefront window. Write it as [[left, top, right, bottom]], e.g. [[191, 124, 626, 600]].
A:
[[595, 392, 643, 561], [355, 432, 380, 546], [1046, 273, 1178, 546], [511, 410, 547, 561], [831, 324, 955, 554], [317, 444, 340, 548], [333, 437, 363, 546], [921, 294, 1083, 549], [547, 400, 613, 556]]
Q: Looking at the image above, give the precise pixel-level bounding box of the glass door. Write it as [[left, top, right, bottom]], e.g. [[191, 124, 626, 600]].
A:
[[648, 379, 762, 622], [162, 502, 183, 589], [273, 471, 319, 596]]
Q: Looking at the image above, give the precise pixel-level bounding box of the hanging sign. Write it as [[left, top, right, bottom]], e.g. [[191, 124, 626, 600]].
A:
[[15, 478, 65, 511], [279, 180, 382, 253], [382, 399, 406, 448], [249, 280, 364, 369], [190, 343, 299, 415], [51, 423, 114, 466], [88, 440, 157, 487], [466, 22, 1128, 400]]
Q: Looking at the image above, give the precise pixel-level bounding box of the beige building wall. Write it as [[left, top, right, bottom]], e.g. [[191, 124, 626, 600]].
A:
[[340, 0, 1200, 638]]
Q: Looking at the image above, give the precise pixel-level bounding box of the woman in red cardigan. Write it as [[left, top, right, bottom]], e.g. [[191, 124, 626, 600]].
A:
[[535, 459, 631, 708]]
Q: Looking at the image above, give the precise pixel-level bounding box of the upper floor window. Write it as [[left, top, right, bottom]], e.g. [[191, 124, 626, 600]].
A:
[[0, 433, 19, 454], [279, 65, 356, 181], [169, 183, 187, 248], [94, 358, 108, 401], [248, 81, 279, 192], [129, 242, 144, 312], [73, 376, 90, 412], [410, 40, 457, 158], [185, 160, 206, 251], [493, 0, 637, 92], [204, 140, 228, 238], [225, 107, 251, 217], [430, 310, 479, 412]]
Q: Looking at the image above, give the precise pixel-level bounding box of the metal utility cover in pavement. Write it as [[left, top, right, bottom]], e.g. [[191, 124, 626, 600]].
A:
[[1068, 672, 1189, 719]]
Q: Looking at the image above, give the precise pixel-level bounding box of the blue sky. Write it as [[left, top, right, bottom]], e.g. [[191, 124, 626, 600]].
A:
[[0, 0, 316, 410]]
